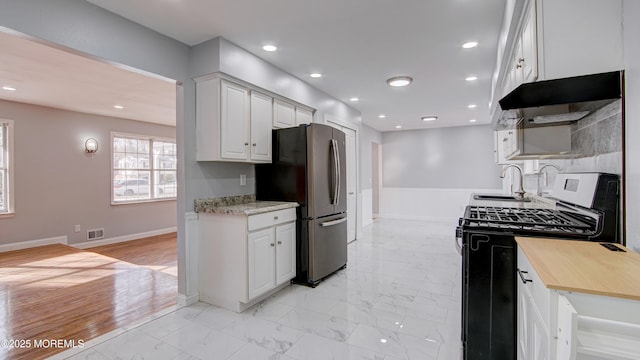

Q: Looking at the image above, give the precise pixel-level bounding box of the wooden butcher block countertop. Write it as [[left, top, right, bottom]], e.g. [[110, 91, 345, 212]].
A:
[[516, 237, 640, 301]]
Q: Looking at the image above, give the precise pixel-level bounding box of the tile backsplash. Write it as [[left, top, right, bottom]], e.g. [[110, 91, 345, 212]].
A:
[[523, 99, 623, 194]]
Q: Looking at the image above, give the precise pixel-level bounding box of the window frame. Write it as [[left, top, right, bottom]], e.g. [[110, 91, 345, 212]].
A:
[[111, 131, 177, 205], [0, 119, 15, 217]]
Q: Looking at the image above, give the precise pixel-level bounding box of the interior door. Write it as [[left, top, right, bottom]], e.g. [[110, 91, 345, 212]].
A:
[[342, 127, 357, 243]]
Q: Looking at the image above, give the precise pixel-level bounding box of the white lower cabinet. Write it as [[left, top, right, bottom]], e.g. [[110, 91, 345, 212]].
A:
[[247, 221, 295, 300], [517, 245, 640, 360], [517, 249, 552, 360], [198, 207, 296, 312]]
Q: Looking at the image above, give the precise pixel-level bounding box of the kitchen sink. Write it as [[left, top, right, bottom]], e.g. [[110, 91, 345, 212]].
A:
[[473, 194, 531, 202]]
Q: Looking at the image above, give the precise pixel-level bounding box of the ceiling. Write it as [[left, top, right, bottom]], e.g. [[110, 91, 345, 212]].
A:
[[1, 0, 507, 132], [0, 29, 176, 126]]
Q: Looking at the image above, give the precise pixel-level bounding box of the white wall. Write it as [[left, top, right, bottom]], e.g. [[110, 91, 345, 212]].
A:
[[381, 187, 503, 222], [623, 0, 640, 251], [359, 125, 382, 226], [0, 99, 177, 245], [380, 125, 502, 221]]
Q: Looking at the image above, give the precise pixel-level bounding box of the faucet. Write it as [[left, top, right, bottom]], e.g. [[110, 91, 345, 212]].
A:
[[500, 164, 525, 199], [536, 164, 562, 196]]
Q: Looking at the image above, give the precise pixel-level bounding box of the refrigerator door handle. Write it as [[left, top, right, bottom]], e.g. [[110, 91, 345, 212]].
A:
[[320, 217, 347, 227], [335, 139, 341, 206], [331, 139, 339, 205]]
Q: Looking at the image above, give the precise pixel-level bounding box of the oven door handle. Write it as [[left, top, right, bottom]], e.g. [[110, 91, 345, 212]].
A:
[[455, 237, 462, 256], [455, 227, 463, 256]]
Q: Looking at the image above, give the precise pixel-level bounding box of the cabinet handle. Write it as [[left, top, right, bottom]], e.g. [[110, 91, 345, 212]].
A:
[[517, 269, 533, 284], [252, 143, 256, 146], [270, 243, 275, 247], [274, 216, 279, 220], [518, 58, 525, 63], [516, 64, 523, 69], [244, 142, 249, 146], [277, 241, 282, 245]]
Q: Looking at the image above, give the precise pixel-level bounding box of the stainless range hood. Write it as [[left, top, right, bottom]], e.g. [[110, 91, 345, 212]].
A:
[[498, 71, 623, 128]]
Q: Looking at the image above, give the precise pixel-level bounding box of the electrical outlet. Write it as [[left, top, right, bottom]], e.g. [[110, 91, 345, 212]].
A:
[[74, 225, 81, 233], [240, 174, 246, 186]]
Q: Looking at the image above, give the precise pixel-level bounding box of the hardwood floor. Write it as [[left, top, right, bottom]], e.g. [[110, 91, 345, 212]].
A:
[[0, 234, 177, 360], [89, 232, 177, 276]]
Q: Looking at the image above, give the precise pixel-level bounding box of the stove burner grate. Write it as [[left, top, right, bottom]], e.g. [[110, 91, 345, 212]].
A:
[[465, 206, 593, 230]]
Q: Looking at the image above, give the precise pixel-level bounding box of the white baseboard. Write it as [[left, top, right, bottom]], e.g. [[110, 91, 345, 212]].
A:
[[73, 227, 177, 249], [379, 214, 458, 223], [0, 235, 68, 253], [381, 187, 502, 223], [177, 293, 199, 307]]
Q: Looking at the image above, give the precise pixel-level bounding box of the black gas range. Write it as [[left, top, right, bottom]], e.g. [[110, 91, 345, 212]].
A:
[[456, 173, 620, 360]]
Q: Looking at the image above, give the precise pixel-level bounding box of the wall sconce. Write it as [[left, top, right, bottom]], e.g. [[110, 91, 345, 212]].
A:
[[85, 138, 99, 153]]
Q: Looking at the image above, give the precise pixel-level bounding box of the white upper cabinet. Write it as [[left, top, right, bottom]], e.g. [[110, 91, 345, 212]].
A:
[[536, 0, 623, 81], [295, 107, 313, 126], [220, 80, 251, 160], [249, 91, 272, 162], [496, 0, 623, 105], [273, 99, 296, 128], [196, 73, 315, 162]]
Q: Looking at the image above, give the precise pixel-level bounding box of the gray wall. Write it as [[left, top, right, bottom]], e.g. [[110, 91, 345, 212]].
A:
[[623, 0, 640, 252], [382, 125, 502, 189], [187, 37, 362, 205], [359, 124, 383, 190], [0, 2, 363, 296], [0, 99, 176, 245], [0, 0, 191, 293]]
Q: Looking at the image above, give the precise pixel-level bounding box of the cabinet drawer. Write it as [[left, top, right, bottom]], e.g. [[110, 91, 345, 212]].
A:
[[248, 208, 296, 231]]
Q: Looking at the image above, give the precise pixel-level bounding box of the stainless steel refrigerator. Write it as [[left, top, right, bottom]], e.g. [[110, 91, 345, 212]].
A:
[[256, 123, 347, 286]]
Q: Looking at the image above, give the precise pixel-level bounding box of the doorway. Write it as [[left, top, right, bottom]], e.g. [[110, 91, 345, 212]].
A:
[[326, 117, 358, 244], [372, 142, 381, 219]]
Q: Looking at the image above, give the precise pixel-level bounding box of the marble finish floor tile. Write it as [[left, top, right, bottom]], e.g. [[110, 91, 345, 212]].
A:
[[59, 219, 461, 360]]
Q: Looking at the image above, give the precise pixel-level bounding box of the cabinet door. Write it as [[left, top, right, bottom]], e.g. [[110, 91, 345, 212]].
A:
[[275, 222, 296, 285], [517, 277, 531, 360], [273, 99, 296, 128], [250, 91, 273, 162], [520, 1, 538, 83], [530, 301, 550, 360], [220, 80, 250, 160], [295, 107, 313, 125], [248, 228, 276, 300]]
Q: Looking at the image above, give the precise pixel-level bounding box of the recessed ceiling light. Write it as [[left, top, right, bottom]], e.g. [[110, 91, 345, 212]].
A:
[[469, 119, 477, 123], [387, 76, 413, 87], [395, 125, 402, 129], [113, 105, 124, 110], [422, 116, 438, 122], [310, 73, 322, 78], [378, 114, 386, 119], [2, 86, 17, 91], [465, 76, 478, 82], [262, 44, 277, 52], [349, 97, 359, 102], [468, 104, 477, 109], [462, 41, 478, 49]]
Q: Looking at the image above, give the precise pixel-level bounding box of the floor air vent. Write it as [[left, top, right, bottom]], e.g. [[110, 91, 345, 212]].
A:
[[87, 228, 104, 240]]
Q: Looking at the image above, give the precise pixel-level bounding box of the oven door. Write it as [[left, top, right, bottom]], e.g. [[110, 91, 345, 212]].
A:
[[461, 229, 516, 360]]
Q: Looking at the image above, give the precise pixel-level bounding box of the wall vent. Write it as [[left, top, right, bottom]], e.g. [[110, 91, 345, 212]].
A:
[[87, 228, 104, 240]]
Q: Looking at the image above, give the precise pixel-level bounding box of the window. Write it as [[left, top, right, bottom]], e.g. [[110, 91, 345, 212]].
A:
[[112, 132, 177, 204], [0, 120, 14, 215]]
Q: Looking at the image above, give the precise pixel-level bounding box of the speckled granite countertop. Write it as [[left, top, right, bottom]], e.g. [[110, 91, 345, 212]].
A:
[[195, 195, 298, 215]]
